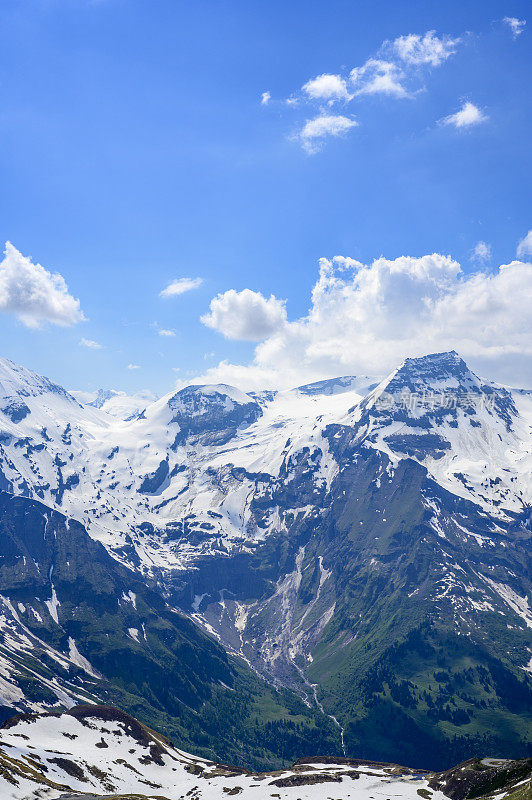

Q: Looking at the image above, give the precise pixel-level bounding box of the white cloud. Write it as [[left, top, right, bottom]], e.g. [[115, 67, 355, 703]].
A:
[[79, 337, 103, 349], [503, 17, 526, 38], [441, 101, 488, 128], [190, 253, 532, 390], [294, 30, 459, 106], [261, 91, 271, 105], [160, 277, 203, 298], [517, 229, 532, 259], [350, 59, 407, 97], [201, 288, 287, 341], [158, 328, 176, 337], [302, 73, 353, 103], [0, 242, 84, 328], [127, 363, 140, 370], [297, 114, 358, 153], [470, 241, 492, 264], [392, 31, 460, 66], [281, 29, 460, 152]]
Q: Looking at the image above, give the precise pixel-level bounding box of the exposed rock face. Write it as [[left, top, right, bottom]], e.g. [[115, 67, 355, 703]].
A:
[[168, 384, 263, 447]]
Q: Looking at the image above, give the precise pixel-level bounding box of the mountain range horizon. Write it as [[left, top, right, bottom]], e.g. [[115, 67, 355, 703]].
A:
[[57, 348, 531, 423]]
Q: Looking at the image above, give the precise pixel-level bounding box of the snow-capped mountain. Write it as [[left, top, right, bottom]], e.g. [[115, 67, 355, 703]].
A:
[[0, 353, 529, 573], [70, 386, 159, 419], [0, 358, 380, 570], [0, 352, 530, 770], [349, 352, 532, 514]]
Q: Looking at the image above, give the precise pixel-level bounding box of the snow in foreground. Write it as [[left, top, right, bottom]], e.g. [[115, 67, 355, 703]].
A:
[[0, 704, 452, 800]]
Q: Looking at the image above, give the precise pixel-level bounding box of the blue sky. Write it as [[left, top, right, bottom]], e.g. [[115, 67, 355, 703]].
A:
[[0, 0, 530, 393]]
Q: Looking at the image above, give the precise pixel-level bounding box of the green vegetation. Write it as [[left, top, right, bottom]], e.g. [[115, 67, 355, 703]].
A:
[[0, 491, 340, 770]]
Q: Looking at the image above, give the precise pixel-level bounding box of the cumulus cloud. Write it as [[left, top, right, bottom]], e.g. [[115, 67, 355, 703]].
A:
[[517, 230, 532, 259], [350, 59, 407, 97], [158, 328, 176, 337], [261, 91, 271, 105], [160, 277, 203, 298], [201, 288, 287, 341], [503, 17, 526, 38], [470, 241, 492, 264], [127, 363, 140, 370], [441, 101, 487, 128], [0, 242, 84, 328], [392, 31, 460, 66], [302, 74, 353, 102], [297, 114, 358, 153], [191, 253, 532, 390], [79, 338, 103, 349]]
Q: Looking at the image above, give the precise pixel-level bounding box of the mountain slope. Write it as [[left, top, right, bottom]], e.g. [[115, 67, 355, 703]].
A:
[[0, 491, 340, 769], [179, 448, 532, 768]]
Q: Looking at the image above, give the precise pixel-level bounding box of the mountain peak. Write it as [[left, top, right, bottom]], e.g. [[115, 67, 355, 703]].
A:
[[88, 388, 121, 408], [166, 383, 262, 446], [172, 382, 255, 405], [364, 352, 484, 413], [362, 350, 517, 427], [295, 375, 377, 396], [392, 350, 474, 386], [0, 356, 79, 407]]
